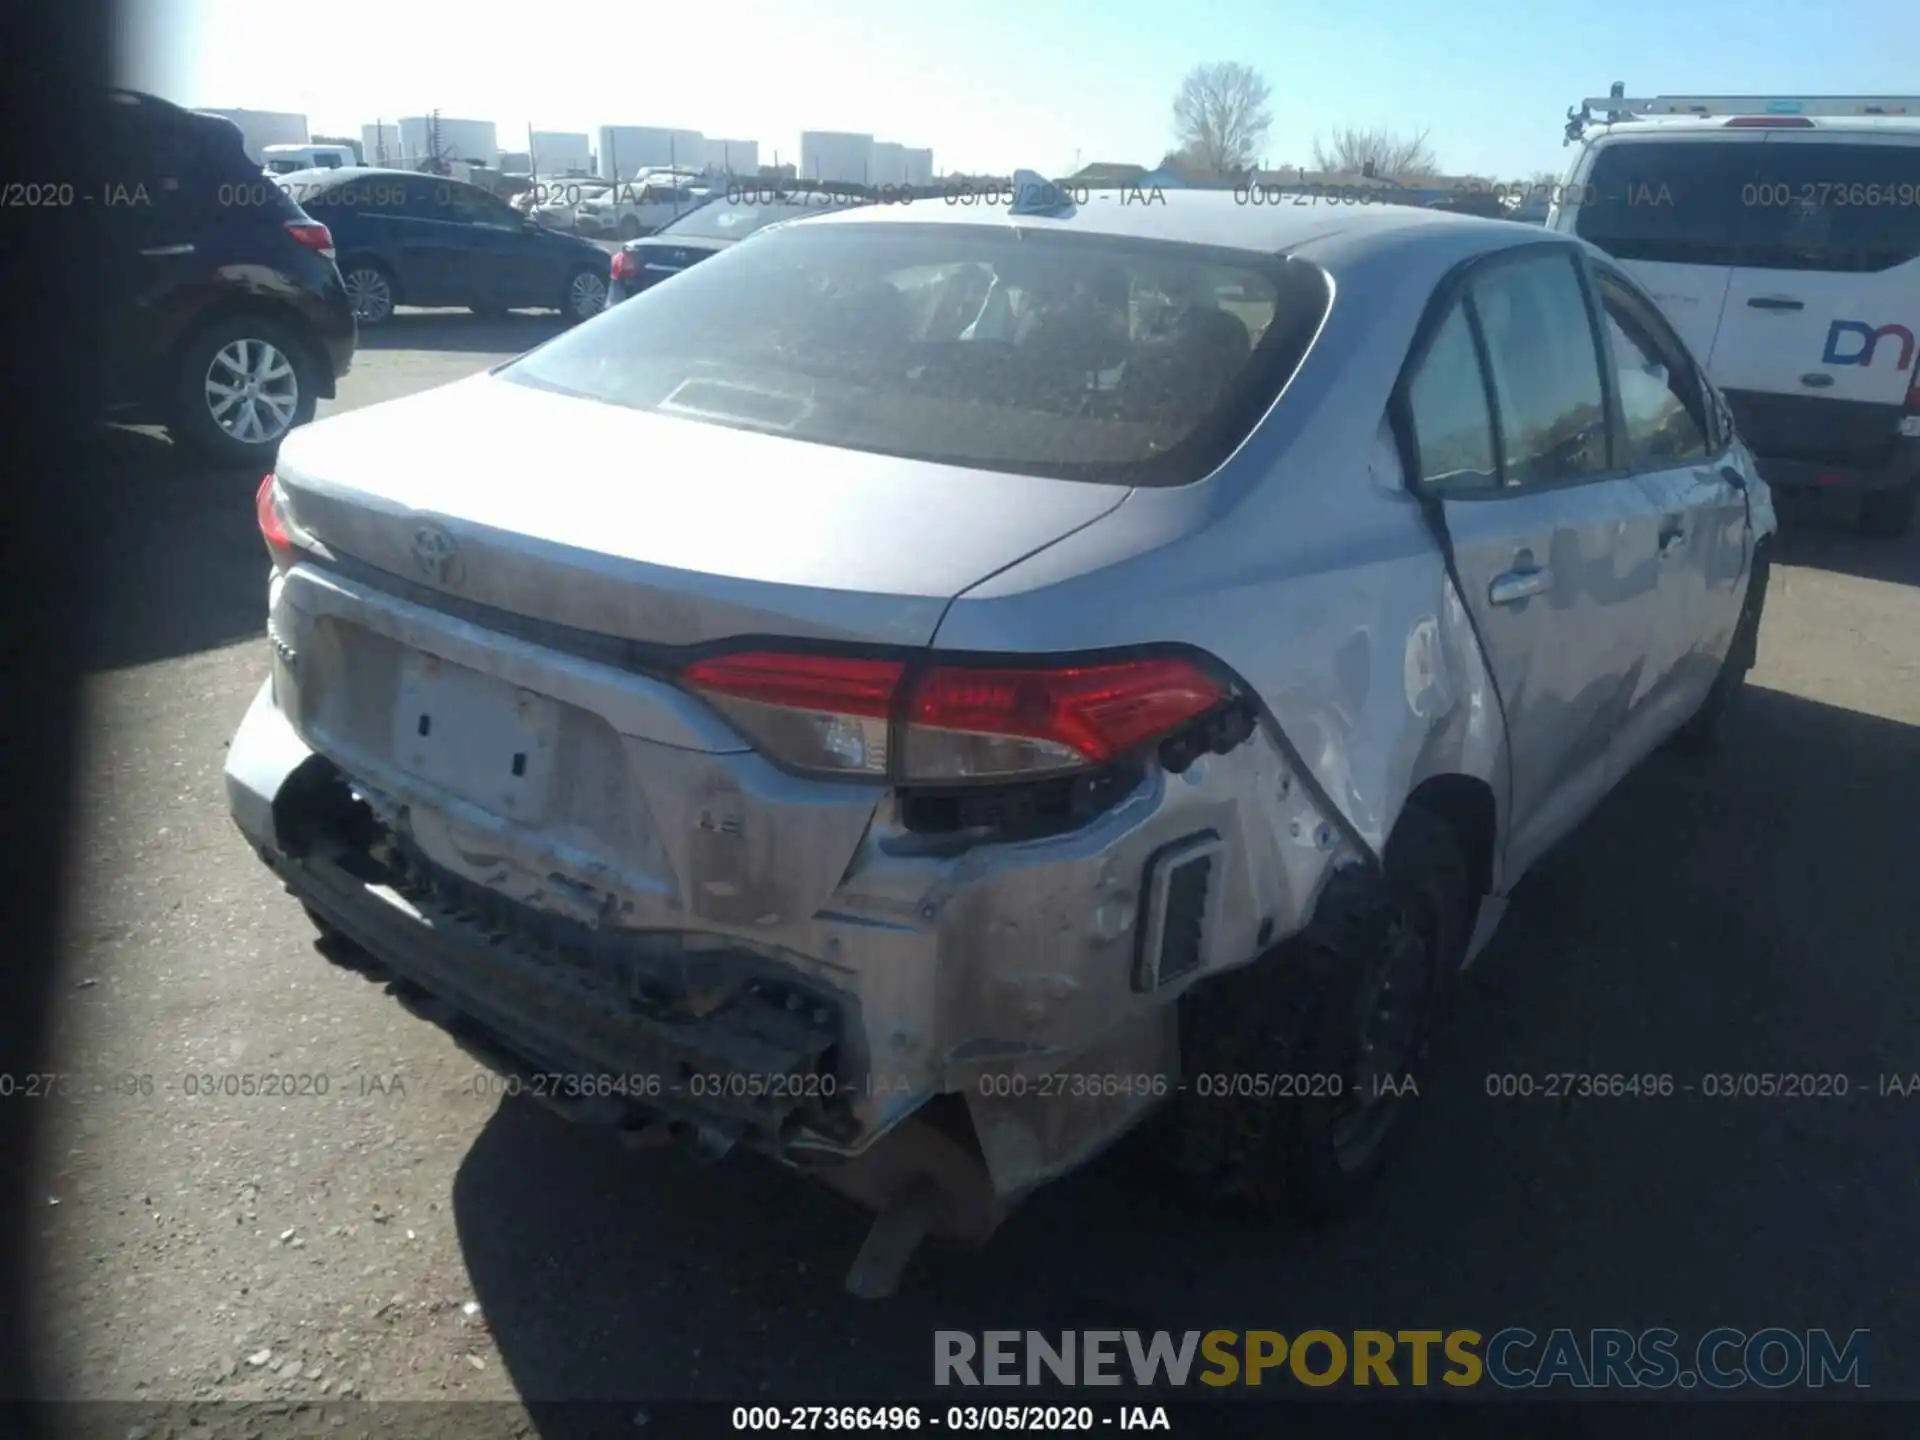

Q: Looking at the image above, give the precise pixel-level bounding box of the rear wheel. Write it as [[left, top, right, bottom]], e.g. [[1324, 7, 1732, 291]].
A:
[[563, 267, 609, 323], [166, 314, 318, 466], [617, 215, 642, 241], [1164, 804, 1471, 1219], [1671, 542, 1770, 757], [1858, 484, 1915, 539], [341, 262, 396, 325]]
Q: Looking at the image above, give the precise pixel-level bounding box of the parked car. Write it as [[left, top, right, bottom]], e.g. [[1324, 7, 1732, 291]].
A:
[[528, 179, 611, 231], [575, 172, 710, 239], [606, 186, 870, 304], [102, 90, 356, 465], [1553, 92, 1920, 537], [278, 167, 611, 325], [227, 190, 1773, 1296], [262, 143, 358, 175]]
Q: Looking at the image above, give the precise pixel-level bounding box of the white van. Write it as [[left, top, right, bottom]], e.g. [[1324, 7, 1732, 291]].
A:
[[262, 143, 358, 176], [1551, 93, 1920, 536]]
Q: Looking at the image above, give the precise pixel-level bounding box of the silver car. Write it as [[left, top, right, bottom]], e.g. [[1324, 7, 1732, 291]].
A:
[[227, 188, 1774, 1296]]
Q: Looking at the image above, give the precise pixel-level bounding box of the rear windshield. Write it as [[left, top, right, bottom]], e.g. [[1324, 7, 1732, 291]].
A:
[[502, 222, 1330, 485], [1575, 137, 1920, 272]]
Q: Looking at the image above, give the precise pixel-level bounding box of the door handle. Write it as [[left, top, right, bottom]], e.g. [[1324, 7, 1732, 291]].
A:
[[1718, 464, 1748, 493], [1489, 568, 1548, 606], [1746, 296, 1804, 311], [138, 243, 195, 257]]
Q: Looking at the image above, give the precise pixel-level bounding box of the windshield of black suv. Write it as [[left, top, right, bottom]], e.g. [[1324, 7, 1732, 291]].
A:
[[504, 221, 1330, 484]]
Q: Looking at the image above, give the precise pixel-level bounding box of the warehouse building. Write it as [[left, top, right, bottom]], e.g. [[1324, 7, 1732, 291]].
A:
[[530, 130, 594, 175], [597, 126, 705, 180]]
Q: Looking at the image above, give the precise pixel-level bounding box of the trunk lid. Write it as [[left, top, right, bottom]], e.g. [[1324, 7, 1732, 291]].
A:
[[272, 371, 1131, 648]]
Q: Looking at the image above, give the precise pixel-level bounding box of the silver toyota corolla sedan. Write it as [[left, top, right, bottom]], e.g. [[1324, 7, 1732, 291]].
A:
[[227, 181, 1776, 1296]]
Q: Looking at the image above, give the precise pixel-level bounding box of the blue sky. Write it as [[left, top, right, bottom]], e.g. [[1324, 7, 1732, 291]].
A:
[[121, 0, 1910, 180]]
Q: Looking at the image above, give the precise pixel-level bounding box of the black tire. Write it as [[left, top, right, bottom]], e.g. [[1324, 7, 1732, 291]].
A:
[[340, 260, 396, 325], [1858, 484, 1915, 539], [166, 313, 319, 467], [1670, 542, 1770, 757], [562, 267, 609, 324], [1164, 804, 1471, 1220], [617, 214, 642, 241]]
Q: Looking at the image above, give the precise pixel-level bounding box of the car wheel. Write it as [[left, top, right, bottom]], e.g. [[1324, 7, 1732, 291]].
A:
[[1164, 803, 1471, 1220], [166, 314, 319, 467], [341, 262, 396, 325], [1857, 484, 1915, 539], [617, 215, 642, 241], [563, 267, 608, 323], [1670, 541, 1771, 757]]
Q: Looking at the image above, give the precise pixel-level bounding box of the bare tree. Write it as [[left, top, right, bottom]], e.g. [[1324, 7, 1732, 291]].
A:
[[1171, 63, 1273, 174], [1311, 126, 1438, 179]]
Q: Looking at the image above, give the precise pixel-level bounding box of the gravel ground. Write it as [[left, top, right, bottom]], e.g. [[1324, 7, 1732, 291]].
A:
[[28, 310, 1920, 1423]]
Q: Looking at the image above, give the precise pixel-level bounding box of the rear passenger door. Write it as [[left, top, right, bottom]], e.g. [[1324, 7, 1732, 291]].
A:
[[1709, 135, 1920, 462], [1567, 133, 1769, 363], [1398, 246, 1669, 881], [1588, 264, 1749, 755]]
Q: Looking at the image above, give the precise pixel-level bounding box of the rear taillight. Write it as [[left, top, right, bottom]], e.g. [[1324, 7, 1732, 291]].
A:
[[284, 219, 335, 260], [610, 249, 636, 282], [681, 651, 1228, 782], [256, 473, 296, 570]]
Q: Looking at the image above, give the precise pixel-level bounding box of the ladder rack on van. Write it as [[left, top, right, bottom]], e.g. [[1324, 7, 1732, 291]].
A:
[[1564, 91, 1920, 144]]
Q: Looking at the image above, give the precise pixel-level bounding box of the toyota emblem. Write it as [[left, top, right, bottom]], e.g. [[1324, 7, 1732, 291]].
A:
[[410, 524, 463, 586]]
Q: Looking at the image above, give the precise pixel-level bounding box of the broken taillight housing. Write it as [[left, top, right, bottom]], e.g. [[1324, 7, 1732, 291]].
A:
[[256, 472, 297, 571], [681, 650, 1228, 782]]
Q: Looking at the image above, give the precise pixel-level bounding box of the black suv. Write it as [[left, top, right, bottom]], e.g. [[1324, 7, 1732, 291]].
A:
[[281, 168, 612, 326], [103, 90, 356, 466]]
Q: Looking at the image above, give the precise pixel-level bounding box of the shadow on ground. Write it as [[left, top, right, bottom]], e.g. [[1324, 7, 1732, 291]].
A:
[[356, 310, 573, 356], [1772, 490, 1920, 587], [84, 426, 274, 670], [449, 685, 1920, 1422]]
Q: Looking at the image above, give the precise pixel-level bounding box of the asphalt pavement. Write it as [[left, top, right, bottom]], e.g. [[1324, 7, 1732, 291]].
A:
[[30, 310, 1920, 1424]]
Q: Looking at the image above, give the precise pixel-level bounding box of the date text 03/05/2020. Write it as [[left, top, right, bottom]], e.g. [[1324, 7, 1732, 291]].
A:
[[730, 1406, 1172, 1431], [1481, 1072, 1920, 1098]]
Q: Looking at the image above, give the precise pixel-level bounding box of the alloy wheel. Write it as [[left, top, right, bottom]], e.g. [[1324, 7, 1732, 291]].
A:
[[203, 338, 300, 446], [344, 267, 394, 323], [569, 270, 609, 318]]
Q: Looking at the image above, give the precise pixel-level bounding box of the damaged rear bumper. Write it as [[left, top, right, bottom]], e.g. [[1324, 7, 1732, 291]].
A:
[[226, 583, 1352, 1227]]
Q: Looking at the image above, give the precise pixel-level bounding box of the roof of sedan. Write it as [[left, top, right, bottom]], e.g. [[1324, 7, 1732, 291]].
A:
[[800, 187, 1566, 263], [272, 166, 456, 186]]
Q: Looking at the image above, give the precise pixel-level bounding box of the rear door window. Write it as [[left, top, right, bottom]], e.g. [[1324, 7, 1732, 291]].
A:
[[1594, 276, 1712, 467], [1469, 250, 1613, 486], [1573, 141, 1760, 267], [502, 223, 1332, 485], [1739, 140, 1920, 272]]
